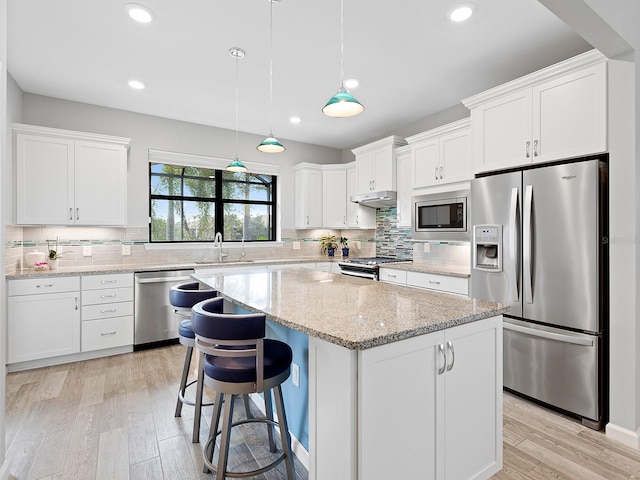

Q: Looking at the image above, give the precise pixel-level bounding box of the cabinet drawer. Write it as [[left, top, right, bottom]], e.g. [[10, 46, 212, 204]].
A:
[[8, 276, 80, 296], [406, 271, 469, 295], [82, 273, 133, 290], [379, 268, 407, 284], [82, 301, 133, 321], [82, 316, 133, 352], [82, 287, 133, 305]]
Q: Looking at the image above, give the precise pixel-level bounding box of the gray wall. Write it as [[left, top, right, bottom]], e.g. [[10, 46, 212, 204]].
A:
[[20, 93, 343, 230]]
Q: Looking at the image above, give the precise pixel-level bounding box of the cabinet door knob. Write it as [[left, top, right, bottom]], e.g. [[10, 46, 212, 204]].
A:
[[533, 139, 539, 157], [525, 141, 531, 158], [69, 208, 73, 220], [435, 167, 438, 180], [439, 166, 443, 179], [76, 207, 80, 220]]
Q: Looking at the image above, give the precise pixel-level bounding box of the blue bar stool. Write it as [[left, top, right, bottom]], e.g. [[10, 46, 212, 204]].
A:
[[168, 282, 221, 444], [192, 298, 296, 480]]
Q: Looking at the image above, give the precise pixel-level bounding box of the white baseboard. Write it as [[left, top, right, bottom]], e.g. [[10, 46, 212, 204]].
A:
[[606, 422, 640, 450], [0, 458, 11, 480], [6, 345, 133, 373], [249, 392, 310, 470]]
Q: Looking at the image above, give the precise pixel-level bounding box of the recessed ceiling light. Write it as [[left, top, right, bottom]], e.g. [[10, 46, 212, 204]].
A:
[[344, 78, 360, 89], [128, 79, 147, 90], [449, 3, 475, 22], [126, 3, 155, 23], [289, 116, 302, 124]]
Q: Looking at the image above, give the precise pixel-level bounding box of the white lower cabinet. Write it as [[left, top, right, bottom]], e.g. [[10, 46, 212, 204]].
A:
[[359, 316, 503, 480], [81, 273, 134, 352], [379, 268, 469, 296], [7, 276, 81, 364], [309, 316, 502, 480]]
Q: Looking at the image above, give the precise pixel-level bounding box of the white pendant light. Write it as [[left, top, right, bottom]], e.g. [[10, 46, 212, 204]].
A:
[[227, 47, 248, 173], [257, 0, 286, 153], [323, 0, 364, 118]]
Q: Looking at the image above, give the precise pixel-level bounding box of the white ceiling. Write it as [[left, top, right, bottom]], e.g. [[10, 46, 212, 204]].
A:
[[7, 0, 592, 150]]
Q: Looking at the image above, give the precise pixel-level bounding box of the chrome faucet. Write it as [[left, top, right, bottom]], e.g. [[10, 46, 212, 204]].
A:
[[212, 232, 227, 262]]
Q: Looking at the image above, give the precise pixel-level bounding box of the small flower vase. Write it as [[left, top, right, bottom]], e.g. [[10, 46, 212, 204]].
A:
[[342, 247, 349, 257], [49, 259, 59, 270], [327, 247, 335, 257]]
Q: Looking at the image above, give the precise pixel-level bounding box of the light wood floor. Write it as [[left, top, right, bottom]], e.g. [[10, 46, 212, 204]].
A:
[[5, 344, 308, 480], [5, 346, 640, 479]]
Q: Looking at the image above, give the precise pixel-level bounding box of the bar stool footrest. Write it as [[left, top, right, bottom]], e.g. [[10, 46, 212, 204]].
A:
[[177, 379, 214, 409], [203, 417, 286, 478]]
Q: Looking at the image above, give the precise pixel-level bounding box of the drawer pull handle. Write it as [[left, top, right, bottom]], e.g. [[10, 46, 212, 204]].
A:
[[101, 331, 117, 336], [388, 274, 397, 278], [429, 280, 441, 285], [36, 284, 54, 288], [101, 280, 117, 284], [101, 294, 117, 299], [101, 308, 117, 313]]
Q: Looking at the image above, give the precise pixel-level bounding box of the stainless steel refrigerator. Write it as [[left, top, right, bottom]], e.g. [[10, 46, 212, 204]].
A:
[[471, 158, 608, 429]]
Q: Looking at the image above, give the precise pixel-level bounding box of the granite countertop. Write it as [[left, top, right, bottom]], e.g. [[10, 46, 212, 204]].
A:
[[5, 258, 322, 279], [193, 267, 507, 350]]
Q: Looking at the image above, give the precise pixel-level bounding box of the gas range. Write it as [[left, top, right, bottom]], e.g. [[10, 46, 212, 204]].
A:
[[337, 257, 411, 280]]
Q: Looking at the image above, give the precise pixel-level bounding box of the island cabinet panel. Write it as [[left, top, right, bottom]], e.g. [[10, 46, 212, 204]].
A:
[[358, 316, 502, 480], [308, 337, 358, 480], [359, 330, 443, 480]]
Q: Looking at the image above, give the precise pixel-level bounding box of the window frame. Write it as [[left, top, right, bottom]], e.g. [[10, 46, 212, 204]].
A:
[[147, 150, 279, 244]]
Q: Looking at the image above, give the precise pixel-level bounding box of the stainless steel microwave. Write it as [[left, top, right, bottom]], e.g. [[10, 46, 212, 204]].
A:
[[411, 189, 470, 241]]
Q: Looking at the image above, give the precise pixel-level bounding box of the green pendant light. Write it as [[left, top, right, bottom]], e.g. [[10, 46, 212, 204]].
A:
[[226, 47, 248, 173], [323, 0, 364, 118], [257, 0, 286, 153]]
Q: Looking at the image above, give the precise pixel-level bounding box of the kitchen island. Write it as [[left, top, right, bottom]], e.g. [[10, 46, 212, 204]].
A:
[[194, 266, 507, 480]]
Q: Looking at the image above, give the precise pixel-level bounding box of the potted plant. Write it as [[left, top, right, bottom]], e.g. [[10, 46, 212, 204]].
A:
[[340, 236, 349, 257], [319, 232, 338, 257], [47, 237, 70, 270]]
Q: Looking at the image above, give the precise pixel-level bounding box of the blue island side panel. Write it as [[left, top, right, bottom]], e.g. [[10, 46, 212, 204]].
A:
[[232, 305, 309, 450]]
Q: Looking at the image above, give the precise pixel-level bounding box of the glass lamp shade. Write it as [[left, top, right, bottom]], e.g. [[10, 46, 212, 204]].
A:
[[257, 135, 286, 153], [322, 86, 364, 117], [226, 158, 248, 173]]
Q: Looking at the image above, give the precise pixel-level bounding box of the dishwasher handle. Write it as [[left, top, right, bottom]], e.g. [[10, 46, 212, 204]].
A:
[[135, 275, 192, 284]]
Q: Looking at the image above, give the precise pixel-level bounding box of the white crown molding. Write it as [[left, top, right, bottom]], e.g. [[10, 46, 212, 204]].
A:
[[351, 135, 408, 155], [12, 123, 131, 146], [461, 49, 607, 109], [405, 117, 470, 145]]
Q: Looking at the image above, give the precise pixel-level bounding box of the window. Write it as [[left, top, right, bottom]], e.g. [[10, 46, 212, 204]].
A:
[[149, 163, 277, 242]]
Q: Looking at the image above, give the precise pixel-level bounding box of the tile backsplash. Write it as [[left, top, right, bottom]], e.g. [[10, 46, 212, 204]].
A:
[[375, 207, 413, 259]]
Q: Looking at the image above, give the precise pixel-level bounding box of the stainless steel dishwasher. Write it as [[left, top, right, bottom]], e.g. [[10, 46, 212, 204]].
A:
[[134, 269, 195, 348]]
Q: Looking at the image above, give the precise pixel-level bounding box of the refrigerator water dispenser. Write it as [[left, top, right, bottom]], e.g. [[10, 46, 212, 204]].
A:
[[473, 224, 502, 272]]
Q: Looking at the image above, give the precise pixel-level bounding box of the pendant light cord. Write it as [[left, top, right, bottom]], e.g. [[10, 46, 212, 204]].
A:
[[235, 53, 239, 160], [340, 0, 344, 86], [268, 0, 274, 134]]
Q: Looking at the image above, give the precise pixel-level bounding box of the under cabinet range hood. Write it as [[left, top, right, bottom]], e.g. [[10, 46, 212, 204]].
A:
[[350, 190, 397, 208]]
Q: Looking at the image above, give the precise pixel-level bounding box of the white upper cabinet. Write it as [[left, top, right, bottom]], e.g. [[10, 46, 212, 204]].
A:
[[407, 118, 471, 189], [14, 124, 130, 226], [294, 163, 323, 229], [352, 136, 407, 194], [346, 163, 375, 229], [463, 50, 607, 174], [395, 146, 412, 227], [322, 165, 347, 228]]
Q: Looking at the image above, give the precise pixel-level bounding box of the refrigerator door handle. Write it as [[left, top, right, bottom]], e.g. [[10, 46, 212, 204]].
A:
[[523, 184, 533, 304], [509, 187, 520, 302], [503, 321, 594, 347]]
